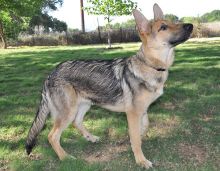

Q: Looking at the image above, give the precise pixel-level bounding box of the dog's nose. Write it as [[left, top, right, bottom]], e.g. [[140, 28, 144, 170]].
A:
[[183, 24, 193, 32]]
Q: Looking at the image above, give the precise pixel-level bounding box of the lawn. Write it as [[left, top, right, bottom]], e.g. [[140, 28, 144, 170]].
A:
[[0, 38, 219, 171]]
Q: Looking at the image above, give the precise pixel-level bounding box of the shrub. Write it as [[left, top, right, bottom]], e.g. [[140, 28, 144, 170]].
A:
[[17, 32, 67, 46], [191, 22, 220, 38], [8, 22, 220, 46], [13, 28, 139, 46]]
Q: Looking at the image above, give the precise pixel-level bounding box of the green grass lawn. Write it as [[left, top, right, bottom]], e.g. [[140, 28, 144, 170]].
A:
[[0, 38, 220, 171]]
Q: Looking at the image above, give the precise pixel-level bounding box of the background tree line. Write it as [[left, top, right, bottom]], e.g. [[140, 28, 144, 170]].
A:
[[1, 0, 219, 49], [107, 10, 220, 29], [0, 0, 66, 49]]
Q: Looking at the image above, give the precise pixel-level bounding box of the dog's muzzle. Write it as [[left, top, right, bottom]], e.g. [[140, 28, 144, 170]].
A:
[[169, 23, 193, 46]]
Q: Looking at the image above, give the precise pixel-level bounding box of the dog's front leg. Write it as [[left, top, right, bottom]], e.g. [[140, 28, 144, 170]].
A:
[[126, 111, 152, 169], [141, 112, 149, 138]]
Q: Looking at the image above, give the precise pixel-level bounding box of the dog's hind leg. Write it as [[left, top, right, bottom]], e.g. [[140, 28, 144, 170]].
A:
[[73, 103, 100, 143], [48, 118, 74, 160], [48, 85, 78, 160]]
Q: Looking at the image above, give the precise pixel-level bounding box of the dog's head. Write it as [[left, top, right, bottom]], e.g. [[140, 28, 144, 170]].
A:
[[133, 4, 193, 48]]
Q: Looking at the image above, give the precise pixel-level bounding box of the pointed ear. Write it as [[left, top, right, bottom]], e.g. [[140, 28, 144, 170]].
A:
[[153, 3, 164, 20], [133, 9, 150, 34]]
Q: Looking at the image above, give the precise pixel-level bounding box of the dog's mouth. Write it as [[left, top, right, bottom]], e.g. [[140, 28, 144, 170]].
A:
[[169, 33, 191, 46], [169, 23, 193, 46]]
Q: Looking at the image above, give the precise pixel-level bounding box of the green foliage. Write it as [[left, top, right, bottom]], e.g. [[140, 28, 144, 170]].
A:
[[180, 16, 199, 23], [29, 13, 67, 32], [30, 13, 53, 32], [110, 19, 135, 29], [52, 18, 67, 32], [164, 14, 179, 22], [201, 10, 220, 22], [42, 0, 63, 11], [0, 0, 44, 17], [0, 0, 63, 47], [0, 13, 30, 40], [84, 0, 137, 47], [180, 10, 220, 23], [0, 0, 44, 41], [85, 0, 137, 20], [68, 28, 80, 33], [84, 0, 137, 32]]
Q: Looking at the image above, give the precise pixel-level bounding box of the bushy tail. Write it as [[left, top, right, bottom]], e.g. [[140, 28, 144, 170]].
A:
[[25, 81, 50, 155]]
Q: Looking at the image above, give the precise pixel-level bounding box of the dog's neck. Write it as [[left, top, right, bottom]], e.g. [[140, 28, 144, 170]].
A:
[[135, 44, 175, 71]]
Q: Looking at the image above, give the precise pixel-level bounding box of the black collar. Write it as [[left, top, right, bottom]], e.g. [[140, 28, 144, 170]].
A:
[[155, 68, 166, 71]]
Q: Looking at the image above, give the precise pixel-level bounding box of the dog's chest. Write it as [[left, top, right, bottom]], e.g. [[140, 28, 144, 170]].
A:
[[144, 71, 168, 92], [150, 84, 164, 102], [142, 71, 168, 105]]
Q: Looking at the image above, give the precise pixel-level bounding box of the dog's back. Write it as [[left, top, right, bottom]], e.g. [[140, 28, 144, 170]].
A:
[[48, 59, 126, 104]]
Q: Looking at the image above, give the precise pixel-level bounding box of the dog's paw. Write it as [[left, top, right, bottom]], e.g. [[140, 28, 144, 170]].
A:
[[84, 135, 100, 143], [137, 159, 153, 169], [67, 155, 76, 160], [61, 155, 76, 161]]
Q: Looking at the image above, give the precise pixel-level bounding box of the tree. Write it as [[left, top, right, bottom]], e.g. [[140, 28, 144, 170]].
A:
[[52, 18, 67, 32], [0, 0, 37, 48], [29, 0, 66, 33], [180, 16, 199, 23], [29, 13, 54, 33], [0, 0, 63, 49], [179, 10, 220, 24], [201, 10, 220, 22], [29, 14, 67, 33], [84, 0, 137, 48], [109, 19, 135, 29], [164, 14, 179, 22]]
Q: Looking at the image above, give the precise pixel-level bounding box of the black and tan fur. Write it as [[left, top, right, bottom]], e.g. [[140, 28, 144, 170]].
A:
[[26, 4, 193, 169]]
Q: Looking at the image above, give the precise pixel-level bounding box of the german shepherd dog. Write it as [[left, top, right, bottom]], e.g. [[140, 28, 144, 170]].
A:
[[26, 4, 193, 169]]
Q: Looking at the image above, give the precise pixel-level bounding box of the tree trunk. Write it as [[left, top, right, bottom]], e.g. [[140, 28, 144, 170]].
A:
[[0, 20, 7, 49], [80, 0, 85, 33], [120, 27, 123, 42], [97, 18, 102, 42], [107, 17, 111, 48], [107, 29, 111, 48]]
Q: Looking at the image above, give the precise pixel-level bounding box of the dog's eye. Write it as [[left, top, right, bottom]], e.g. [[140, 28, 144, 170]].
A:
[[161, 25, 167, 30], [158, 24, 168, 32]]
